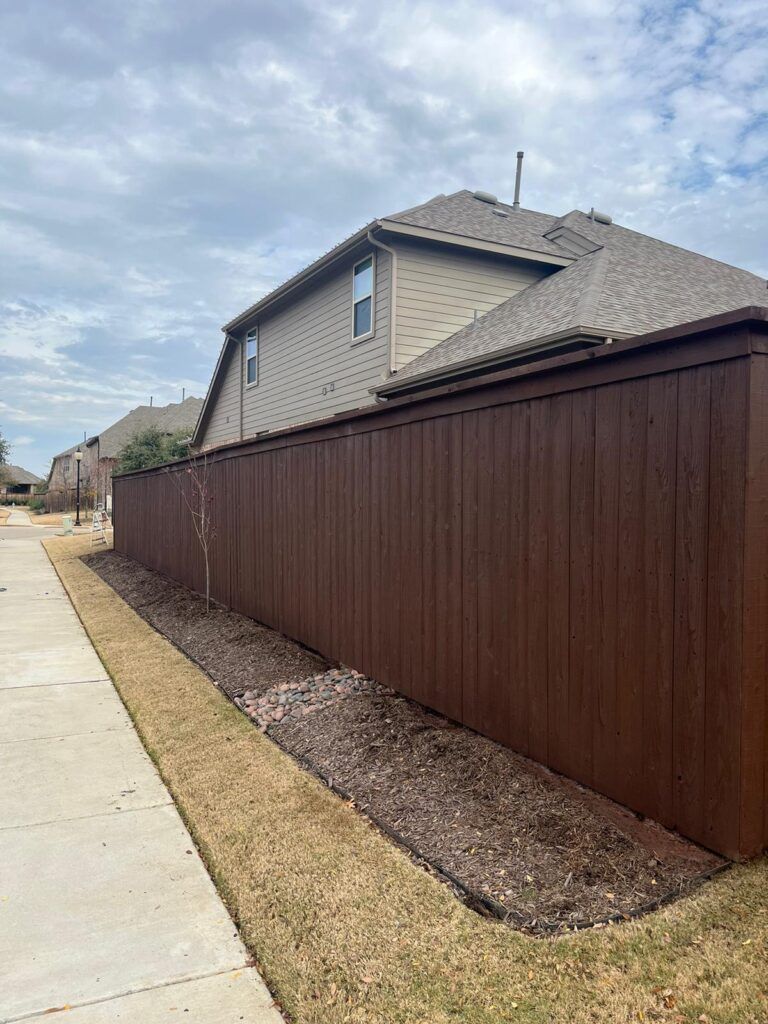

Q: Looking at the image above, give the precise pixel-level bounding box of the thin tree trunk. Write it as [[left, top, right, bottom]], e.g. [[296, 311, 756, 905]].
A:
[[166, 454, 215, 613]]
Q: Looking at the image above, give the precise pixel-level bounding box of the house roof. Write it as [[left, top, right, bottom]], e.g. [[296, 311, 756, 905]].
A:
[[379, 208, 768, 392], [2, 464, 42, 486], [198, 190, 577, 444], [384, 190, 569, 257], [52, 398, 203, 462], [220, 190, 575, 335], [198, 188, 767, 434]]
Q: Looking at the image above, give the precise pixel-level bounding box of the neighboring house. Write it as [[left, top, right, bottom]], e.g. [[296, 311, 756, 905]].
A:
[[47, 397, 203, 510], [0, 465, 42, 503], [192, 189, 768, 449]]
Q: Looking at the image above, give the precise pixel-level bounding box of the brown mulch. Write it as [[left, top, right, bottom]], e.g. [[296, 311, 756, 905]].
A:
[[83, 550, 327, 697], [277, 696, 723, 929], [84, 549, 725, 932]]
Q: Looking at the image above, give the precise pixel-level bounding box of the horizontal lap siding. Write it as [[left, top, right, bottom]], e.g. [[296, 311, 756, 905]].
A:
[[201, 345, 241, 448], [114, 344, 766, 859], [392, 242, 549, 371], [242, 250, 389, 435], [199, 249, 390, 450]]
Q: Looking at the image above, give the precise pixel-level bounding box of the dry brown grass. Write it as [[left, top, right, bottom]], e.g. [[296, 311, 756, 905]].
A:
[[32, 510, 93, 526], [45, 534, 768, 1024]]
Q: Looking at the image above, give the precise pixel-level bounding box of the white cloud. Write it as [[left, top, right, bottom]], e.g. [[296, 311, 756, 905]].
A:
[[0, 299, 105, 364], [0, 0, 766, 477]]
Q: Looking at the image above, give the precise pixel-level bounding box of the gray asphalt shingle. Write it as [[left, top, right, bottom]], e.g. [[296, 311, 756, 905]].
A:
[[388, 206, 768, 386], [385, 190, 568, 256], [1, 464, 42, 486], [52, 397, 203, 461]]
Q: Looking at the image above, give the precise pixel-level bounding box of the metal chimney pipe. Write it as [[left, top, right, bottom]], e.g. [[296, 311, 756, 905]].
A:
[[512, 151, 524, 211]]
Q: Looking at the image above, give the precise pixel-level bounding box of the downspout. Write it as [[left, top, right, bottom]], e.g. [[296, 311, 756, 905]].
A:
[[238, 335, 244, 440], [366, 229, 398, 379]]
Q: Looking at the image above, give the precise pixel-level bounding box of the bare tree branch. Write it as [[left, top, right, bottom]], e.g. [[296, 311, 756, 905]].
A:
[[165, 451, 217, 612]]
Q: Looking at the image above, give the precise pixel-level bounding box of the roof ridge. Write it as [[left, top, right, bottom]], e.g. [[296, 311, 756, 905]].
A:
[[569, 210, 766, 281], [381, 191, 453, 222], [573, 249, 611, 325]]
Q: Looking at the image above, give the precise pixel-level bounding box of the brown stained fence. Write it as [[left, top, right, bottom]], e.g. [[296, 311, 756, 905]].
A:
[[114, 309, 768, 860]]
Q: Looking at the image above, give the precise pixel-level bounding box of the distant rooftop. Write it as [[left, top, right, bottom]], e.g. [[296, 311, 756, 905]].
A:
[[52, 397, 204, 461], [1, 464, 42, 486]]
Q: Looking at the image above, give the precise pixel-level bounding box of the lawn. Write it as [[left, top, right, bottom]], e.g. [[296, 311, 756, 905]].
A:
[[44, 534, 768, 1024], [31, 510, 93, 526]]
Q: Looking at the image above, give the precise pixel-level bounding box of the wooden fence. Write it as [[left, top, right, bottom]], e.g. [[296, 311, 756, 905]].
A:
[[43, 488, 95, 514], [114, 308, 768, 860]]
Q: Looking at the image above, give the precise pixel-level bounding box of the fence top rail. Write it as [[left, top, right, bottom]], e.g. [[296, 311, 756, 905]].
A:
[[114, 306, 768, 482]]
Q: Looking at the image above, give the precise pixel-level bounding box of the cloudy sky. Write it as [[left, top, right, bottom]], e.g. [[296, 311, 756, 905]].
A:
[[1, 0, 766, 475]]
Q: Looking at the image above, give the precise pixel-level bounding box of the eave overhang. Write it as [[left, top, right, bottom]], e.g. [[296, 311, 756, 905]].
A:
[[377, 219, 575, 268], [374, 326, 630, 398]]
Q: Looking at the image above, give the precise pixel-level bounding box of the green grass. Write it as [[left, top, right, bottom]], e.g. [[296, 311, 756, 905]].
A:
[[45, 535, 768, 1024]]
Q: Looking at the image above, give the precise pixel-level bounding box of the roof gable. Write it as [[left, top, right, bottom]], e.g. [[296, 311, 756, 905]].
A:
[[222, 191, 574, 335]]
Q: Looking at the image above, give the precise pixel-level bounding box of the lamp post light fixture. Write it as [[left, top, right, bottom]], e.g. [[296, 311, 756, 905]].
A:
[[74, 447, 83, 527]]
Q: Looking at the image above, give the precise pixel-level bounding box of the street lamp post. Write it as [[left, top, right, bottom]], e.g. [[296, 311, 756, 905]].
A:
[[74, 447, 83, 527]]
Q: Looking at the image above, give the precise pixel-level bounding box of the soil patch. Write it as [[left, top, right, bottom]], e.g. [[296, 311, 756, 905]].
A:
[[85, 548, 725, 932], [84, 550, 327, 696], [277, 696, 722, 930]]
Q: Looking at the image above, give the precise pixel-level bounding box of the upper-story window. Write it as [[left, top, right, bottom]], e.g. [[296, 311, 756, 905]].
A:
[[245, 327, 258, 386], [352, 255, 374, 340]]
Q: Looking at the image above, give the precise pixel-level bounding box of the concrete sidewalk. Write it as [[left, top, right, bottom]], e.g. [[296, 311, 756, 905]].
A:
[[0, 535, 282, 1023], [5, 509, 32, 526]]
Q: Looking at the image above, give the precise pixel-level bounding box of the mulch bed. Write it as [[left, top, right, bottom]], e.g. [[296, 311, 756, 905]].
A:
[[84, 549, 725, 933], [84, 550, 326, 697]]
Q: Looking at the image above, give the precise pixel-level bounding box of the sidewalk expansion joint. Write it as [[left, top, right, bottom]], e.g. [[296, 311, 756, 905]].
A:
[[0, 677, 111, 691], [0, 800, 174, 833], [0, 963, 261, 1024], [0, 725, 130, 746]]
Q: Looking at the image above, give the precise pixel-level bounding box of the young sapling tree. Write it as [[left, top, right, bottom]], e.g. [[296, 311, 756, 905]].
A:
[[165, 452, 216, 612]]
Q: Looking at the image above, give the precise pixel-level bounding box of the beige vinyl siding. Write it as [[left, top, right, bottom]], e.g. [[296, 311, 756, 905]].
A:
[[391, 241, 549, 371], [198, 342, 241, 448], [197, 237, 548, 449], [240, 249, 389, 437]]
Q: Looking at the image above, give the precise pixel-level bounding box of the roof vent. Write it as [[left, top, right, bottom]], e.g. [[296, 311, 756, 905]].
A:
[[589, 208, 612, 225], [473, 190, 498, 205], [512, 151, 524, 211]]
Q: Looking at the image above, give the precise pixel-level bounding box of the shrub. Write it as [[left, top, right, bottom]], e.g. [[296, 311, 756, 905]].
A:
[[117, 427, 191, 474]]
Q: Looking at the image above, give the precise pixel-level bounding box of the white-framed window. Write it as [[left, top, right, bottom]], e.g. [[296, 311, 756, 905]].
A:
[[352, 254, 374, 340], [245, 327, 258, 386]]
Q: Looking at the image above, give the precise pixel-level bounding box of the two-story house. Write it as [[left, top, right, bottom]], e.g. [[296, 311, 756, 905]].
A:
[[192, 189, 767, 448], [48, 396, 203, 510]]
